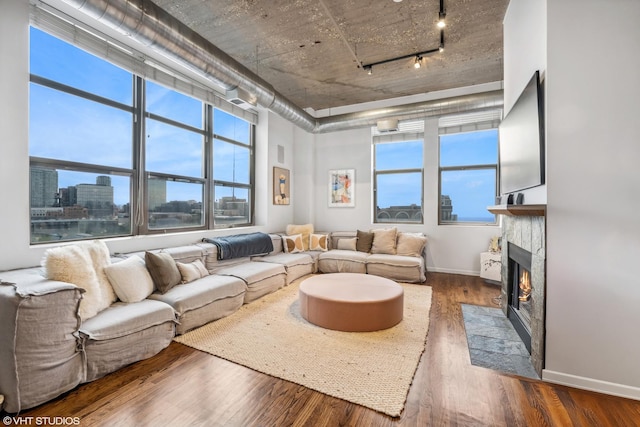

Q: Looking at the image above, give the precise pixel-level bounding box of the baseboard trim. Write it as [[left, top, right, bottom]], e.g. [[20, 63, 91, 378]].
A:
[[542, 369, 640, 401], [427, 267, 479, 276]]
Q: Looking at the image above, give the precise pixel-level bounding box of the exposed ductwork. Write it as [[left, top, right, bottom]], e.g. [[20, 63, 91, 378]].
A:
[[59, 0, 503, 134]]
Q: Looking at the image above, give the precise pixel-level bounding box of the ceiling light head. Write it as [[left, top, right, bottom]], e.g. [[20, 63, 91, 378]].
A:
[[439, 44, 444, 53], [437, 11, 446, 28], [414, 56, 422, 69], [366, 66, 372, 75]]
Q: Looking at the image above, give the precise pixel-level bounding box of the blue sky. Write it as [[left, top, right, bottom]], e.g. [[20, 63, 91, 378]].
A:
[[30, 27, 497, 220]]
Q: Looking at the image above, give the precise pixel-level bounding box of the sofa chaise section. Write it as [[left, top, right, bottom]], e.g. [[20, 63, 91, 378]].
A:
[[216, 261, 287, 303], [78, 299, 176, 382], [0, 268, 85, 414], [148, 274, 246, 335]]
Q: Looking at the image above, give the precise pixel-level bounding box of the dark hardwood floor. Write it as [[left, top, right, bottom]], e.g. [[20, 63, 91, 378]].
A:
[[16, 273, 640, 426]]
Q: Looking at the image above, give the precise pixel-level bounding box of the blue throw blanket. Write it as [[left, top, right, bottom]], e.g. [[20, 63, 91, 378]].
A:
[[203, 232, 274, 260]]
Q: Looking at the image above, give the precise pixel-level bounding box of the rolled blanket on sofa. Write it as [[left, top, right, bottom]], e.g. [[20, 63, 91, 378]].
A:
[[203, 232, 274, 260]]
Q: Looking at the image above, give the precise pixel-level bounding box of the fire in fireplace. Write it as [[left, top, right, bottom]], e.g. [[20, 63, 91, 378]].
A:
[[507, 243, 533, 353]]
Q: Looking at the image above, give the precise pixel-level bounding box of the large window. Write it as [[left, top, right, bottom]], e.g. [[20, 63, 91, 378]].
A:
[[29, 26, 254, 243], [439, 128, 498, 224], [373, 121, 424, 223]]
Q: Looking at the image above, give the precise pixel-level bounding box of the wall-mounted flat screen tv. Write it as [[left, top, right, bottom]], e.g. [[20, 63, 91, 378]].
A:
[[498, 70, 545, 195]]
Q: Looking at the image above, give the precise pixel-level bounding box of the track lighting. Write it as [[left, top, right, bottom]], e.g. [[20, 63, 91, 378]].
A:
[[361, 0, 446, 74], [437, 0, 446, 28]]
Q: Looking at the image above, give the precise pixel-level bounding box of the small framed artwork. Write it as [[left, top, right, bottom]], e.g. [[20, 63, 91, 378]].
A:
[[328, 169, 355, 207], [273, 167, 290, 205]]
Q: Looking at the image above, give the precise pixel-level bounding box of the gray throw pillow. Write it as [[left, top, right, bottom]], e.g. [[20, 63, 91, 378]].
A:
[[356, 230, 374, 253], [145, 251, 182, 293]]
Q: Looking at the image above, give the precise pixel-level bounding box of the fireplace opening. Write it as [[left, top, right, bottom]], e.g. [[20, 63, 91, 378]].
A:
[[507, 243, 533, 353]]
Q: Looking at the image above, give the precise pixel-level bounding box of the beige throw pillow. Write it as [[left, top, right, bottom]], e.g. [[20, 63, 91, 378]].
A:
[[176, 259, 210, 283], [285, 223, 314, 250], [104, 256, 155, 303], [337, 237, 357, 251], [282, 234, 304, 253], [396, 232, 428, 257], [370, 227, 398, 255], [79, 240, 117, 304]]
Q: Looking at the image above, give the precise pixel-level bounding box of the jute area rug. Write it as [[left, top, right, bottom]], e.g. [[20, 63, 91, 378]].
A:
[[174, 275, 433, 417]]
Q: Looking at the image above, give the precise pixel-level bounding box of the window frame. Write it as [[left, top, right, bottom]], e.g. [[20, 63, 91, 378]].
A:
[[437, 128, 499, 226], [372, 132, 425, 225], [28, 25, 255, 244]]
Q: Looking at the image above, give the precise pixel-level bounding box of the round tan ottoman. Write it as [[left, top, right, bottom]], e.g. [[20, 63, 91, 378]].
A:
[[299, 273, 404, 332]]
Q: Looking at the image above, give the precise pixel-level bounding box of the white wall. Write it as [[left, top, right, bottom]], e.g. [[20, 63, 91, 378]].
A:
[[503, 0, 547, 205], [542, 0, 640, 399], [312, 118, 500, 275]]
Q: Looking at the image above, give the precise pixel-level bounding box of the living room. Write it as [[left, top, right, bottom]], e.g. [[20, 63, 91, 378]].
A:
[[1, 0, 639, 424]]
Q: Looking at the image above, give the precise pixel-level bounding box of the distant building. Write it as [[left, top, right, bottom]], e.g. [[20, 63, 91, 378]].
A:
[[440, 195, 458, 221], [148, 179, 167, 210], [30, 166, 58, 208], [75, 176, 115, 218], [376, 204, 423, 222]]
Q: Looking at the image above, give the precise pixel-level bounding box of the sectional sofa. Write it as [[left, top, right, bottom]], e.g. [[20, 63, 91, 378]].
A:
[[0, 228, 426, 413]]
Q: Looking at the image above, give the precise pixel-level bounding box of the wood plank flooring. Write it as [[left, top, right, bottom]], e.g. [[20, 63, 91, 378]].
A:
[[17, 273, 640, 426]]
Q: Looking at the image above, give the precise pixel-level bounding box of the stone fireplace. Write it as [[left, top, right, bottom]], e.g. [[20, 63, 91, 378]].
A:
[[493, 206, 546, 377]]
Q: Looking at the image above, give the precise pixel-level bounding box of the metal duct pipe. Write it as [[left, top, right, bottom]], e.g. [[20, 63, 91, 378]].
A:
[[62, 0, 317, 131], [60, 0, 503, 134], [315, 90, 504, 133]]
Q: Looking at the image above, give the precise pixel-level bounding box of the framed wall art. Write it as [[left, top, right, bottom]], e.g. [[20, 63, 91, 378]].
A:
[[328, 169, 355, 207], [273, 167, 290, 205]]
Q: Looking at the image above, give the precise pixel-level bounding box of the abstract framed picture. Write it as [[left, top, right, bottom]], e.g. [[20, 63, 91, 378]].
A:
[[328, 169, 355, 207], [273, 167, 290, 205]]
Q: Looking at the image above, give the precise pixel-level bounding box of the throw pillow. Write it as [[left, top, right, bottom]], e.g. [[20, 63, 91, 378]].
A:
[[79, 240, 117, 304], [176, 259, 210, 283], [104, 256, 155, 303], [309, 233, 329, 251], [337, 237, 357, 251], [282, 234, 304, 253], [285, 223, 314, 250], [356, 230, 374, 253], [396, 232, 428, 257], [145, 251, 182, 294], [370, 227, 398, 255], [43, 244, 104, 321]]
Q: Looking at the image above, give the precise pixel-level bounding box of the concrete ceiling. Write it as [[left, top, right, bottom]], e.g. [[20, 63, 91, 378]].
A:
[[151, 0, 509, 112]]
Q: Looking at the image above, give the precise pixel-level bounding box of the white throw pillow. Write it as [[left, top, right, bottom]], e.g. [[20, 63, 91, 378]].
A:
[[104, 256, 155, 303], [43, 244, 104, 321]]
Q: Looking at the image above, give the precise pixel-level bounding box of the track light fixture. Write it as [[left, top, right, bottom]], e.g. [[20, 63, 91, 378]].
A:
[[362, 0, 446, 74], [437, 0, 446, 27]]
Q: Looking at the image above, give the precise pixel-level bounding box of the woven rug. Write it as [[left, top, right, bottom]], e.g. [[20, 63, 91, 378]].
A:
[[175, 276, 433, 417]]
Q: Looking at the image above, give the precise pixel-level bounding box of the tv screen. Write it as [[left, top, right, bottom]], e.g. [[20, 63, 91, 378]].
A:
[[498, 70, 545, 195]]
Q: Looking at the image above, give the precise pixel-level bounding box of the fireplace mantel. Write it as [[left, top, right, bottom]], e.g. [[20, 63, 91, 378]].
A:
[[487, 204, 546, 217]]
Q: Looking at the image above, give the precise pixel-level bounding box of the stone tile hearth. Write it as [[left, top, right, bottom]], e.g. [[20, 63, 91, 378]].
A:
[[500, 214, 546, 377]]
